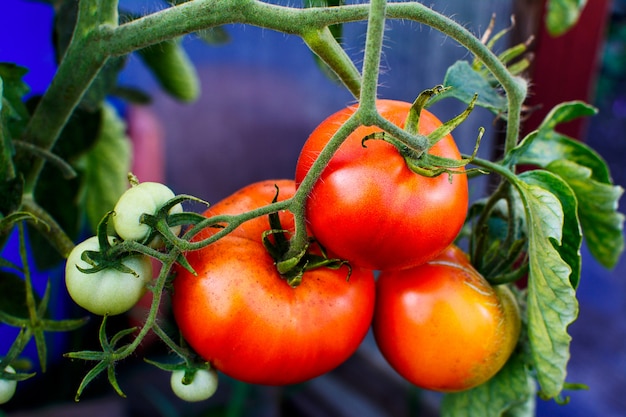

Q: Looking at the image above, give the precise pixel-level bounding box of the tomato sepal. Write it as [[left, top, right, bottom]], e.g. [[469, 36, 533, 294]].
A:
[[139, 193, 209, 248]]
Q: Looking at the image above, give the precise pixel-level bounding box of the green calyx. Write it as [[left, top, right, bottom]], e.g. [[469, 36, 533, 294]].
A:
[[362, 86, 485, 180], [262, 186, 350, 288], [75, 212, 142, 276], [139, 193, 208, 249]]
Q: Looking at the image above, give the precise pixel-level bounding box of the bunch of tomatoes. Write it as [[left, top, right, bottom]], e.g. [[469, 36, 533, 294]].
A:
[[61, 100, 521, 403]]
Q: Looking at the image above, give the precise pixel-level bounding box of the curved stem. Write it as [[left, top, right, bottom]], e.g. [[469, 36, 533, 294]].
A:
[[112, 249, 179, 359], [180, 198, 292, 251], [20, 2, 112, 193], [286, 113, 361, 259], [302, 27, 362, 99], [384, 3, 526, 153], [23, 0, 523, 192], [21, 196, 75, 259]]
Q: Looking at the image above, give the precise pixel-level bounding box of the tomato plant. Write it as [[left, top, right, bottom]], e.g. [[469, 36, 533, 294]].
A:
[[170, 368, 219, 402], [65, 236, 153, 316], [372, 245, 521, 392], [171, 180, 376, 385], [0, 0, 621, 415], [295, 99, 468, 270]]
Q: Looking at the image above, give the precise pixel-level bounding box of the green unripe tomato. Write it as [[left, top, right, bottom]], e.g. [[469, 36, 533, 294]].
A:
[[170, 369, 218, 402], [112, 182, 183, 247], [65, 236, 153, 316], [136, 39, 200, 103], [0, 366, 17, 405]]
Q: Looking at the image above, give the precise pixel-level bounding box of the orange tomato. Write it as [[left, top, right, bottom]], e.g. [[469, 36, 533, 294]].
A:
[[372, 245, 521, 392]]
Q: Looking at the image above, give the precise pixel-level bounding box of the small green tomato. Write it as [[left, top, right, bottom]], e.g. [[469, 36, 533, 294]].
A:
[[0, 366, 17, 405], [65, 236, 153, 316], [113, 182, 183, 247], [170, 369, 218, 402]]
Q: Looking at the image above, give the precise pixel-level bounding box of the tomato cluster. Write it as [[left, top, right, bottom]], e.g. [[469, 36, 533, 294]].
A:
[[171, 99, 521, 393], [64, 181, 182, 316], [63, 100, 520, 399], [293, 99, 520, 391]]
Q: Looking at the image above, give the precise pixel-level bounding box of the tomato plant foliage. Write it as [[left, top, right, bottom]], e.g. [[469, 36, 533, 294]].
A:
[[0, 0, 623, 416]]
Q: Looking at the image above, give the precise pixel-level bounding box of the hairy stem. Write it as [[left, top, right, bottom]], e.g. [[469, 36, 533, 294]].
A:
[[385, 3, 527, 153], [23, 0, 523, 192], [302, 27, 362, 99], [21, 196, 75, 259], [358, 0, 386, 111]]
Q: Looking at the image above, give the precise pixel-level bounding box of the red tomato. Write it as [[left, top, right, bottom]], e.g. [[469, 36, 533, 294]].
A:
[[295, 100, 468, 271], [171, 180, 376, 385], [372, 245, 521, 392], [198, 179, 297, 242]]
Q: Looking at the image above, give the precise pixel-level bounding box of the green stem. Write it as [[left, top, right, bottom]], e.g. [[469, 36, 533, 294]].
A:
[[111, 250, 179, 360], [21, 8, 110, 193], [385, 3, 527, 153], [467, 155, 519, 187], [469, 181, 507, 267], [465, 155, 523, 270], [181, 198, 291, 251], [21, 196, 75, 259], [285, 0, 389, 260], [22, 0, 523, 192], [286, 114, 362, 259], [358, 0, 386, 111], [17, 224, 36, 332], [151, 323, 191, 360], [302, 27, 362, 99]]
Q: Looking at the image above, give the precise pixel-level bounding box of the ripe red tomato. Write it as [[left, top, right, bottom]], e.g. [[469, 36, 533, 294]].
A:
[[171, 180, 376, 385], [197, 179, 296, 242], [372, 245, 521, 392], [295, 100, 468, 271]]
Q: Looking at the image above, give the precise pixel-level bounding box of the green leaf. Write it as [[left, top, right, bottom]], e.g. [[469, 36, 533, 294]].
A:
[[537, 100, 597, 133], [507, 130, 608, 184], [505, 101, 624, 268], [547, 160, 624, 269], [515, 170, 578, 399], [546, 0, 587, 37], [440, 352, 536, 417], [432, 61, 508, 115], [521, 169, 581, 290], [79, 104, 132, 232]]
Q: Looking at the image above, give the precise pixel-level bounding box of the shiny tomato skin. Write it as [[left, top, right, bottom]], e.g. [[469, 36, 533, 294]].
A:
[[372, 246, 521, 392], [295, 100, 468, 271], [198, 179, 296, 242], [172, 180, 376, 385]]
